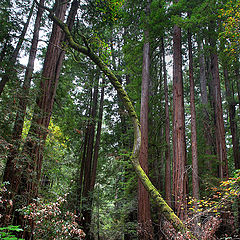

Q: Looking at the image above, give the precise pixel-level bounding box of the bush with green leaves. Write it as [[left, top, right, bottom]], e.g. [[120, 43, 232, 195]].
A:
[[0, 225, 24, 240]]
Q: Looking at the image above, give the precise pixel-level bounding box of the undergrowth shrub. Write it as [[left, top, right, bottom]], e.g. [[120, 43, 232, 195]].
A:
[[20, 196, 85, 239]]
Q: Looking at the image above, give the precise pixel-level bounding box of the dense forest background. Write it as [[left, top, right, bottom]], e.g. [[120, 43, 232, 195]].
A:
[[0, 0, 240, 239]]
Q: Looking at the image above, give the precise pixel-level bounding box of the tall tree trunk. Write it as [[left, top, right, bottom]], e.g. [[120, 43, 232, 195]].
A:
[[19, 0, 68, 201], [234, 66, 240, 110], [188, 30, 200, 235], [88, 80, 105, 238], [223, 68, 240, 169], [23, 0, 79, 199], [172, 0, 187, 220], [2, 0, 81, 233], [90, 79, 105, 190], [162, 38, 171, 207], [3, 0, 45, 187], [137, 1, 153, 239], [209, 23, 228, 179], [0, 1, 35, 95], [197, 39, 214, 170], [223, 65, 240, 230], [82, 77, 99, 239], [233, 64, 240, 231], [188, 31, 199, 201]]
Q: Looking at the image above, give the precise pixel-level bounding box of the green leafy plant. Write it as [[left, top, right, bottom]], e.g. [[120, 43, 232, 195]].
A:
[[0, 225, 24, 240]]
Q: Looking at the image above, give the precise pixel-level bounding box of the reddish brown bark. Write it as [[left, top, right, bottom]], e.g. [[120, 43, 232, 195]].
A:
[[188, 31, 199, 201], [138, 3, 153, 237], [1, 1, 81, 233], [172, 3, 187, 220], [20, 0, 68, 200], [1, 1, 44, 229], [209, 26, 228, 179], [161, 38, 171, 207], [3, 0, 45, 186], [82, 78, 99, 239]]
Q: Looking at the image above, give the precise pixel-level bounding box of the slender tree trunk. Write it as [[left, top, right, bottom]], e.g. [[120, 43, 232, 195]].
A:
[[3, 0, 45, 187], [162, 38, 171, 207], [88, 80, 105, 238], [82, 77, 99, 240], [234, 64, 240, 231], [90, 79, 105, 190], [1, 0, 43, 228], [137, 1, 153, 239], [172, 1, 187, 220], [234, 66, 240, 110], [223, 68, 240, 169], [197, 39, 214, 170], [223, 66, 240, 231], [209, 23, 228, 179], [0, 1, 35, 95], [188, 31, 199, 201], [188, 30, 200, 235]]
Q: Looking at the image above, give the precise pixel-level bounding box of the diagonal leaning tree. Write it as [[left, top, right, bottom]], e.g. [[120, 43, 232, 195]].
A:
[[35, 1, 197, 239]]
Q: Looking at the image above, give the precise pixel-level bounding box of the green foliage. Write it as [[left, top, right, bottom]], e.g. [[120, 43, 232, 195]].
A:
[[219, 0, 240, 57], [0, 225, 24, 240]]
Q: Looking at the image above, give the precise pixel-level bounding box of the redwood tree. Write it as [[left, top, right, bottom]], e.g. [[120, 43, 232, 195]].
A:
[[172, 0, 187, 220], [209, 22, 228, 179], [138, 15, 153, 240], [3, 0, 45, 187], [188, 31, 199, 201], [137, 1, 154, 239], [197, 39, 214, 170], [162, 38, 171, 207], [1, 1, 81, 233]]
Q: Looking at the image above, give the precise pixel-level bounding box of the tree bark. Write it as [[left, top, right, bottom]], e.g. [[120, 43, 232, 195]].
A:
[[2, 0, 80, 233], [188, 31, 199, 201], [90, 79, 105, 190], [137, 1, 154, 239], [82, 77, 99, 239], [197, 39, 214, 170], [0, 1, 35, 95], [223, 67, 240, 169], [161, 38, 171, 207], [19, 0, 68, 202], [172, 2, 187, 220], [209, 23, 228, 179], [3, 0, 45, 187], [235, 66, 240, 106]]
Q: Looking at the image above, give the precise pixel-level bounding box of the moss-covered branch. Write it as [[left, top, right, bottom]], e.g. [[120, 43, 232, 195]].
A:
[[44, 5, 197, 239]]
